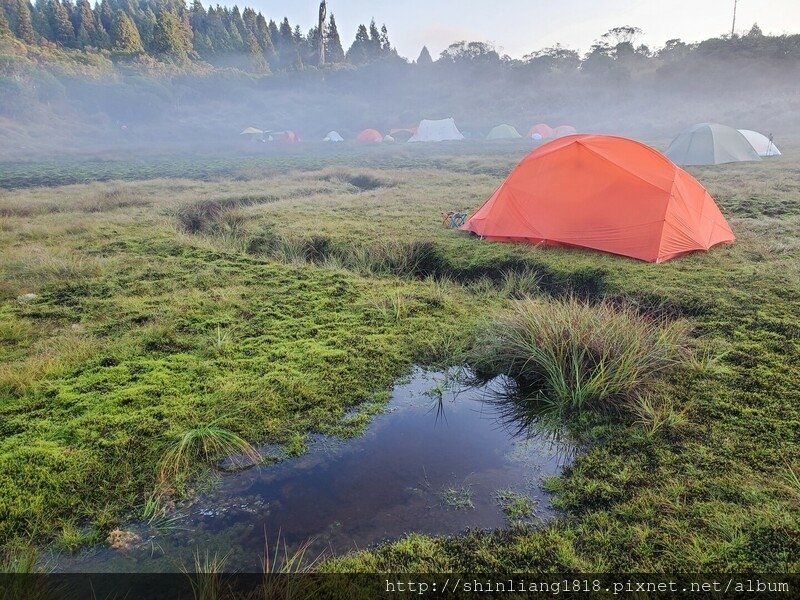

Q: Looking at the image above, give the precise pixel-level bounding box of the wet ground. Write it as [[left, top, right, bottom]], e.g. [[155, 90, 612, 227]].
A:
[[51, 368, 574, 572]]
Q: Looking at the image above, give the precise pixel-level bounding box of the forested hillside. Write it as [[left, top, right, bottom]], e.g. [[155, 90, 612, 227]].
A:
[[1, 1, 800, 157]]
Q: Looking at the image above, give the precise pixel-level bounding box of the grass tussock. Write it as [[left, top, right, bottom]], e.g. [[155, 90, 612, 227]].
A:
[[158, 420, 261, 486], [73, 187, 150, 213], [0, 544, 39, 574], [0, 246, 101, 294], [473, 296, 689, 414], [319, 168, 391, 191]]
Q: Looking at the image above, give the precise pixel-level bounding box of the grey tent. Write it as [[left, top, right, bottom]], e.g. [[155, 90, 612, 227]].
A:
[[665, 123, 761, 166], [738, 130, 781, 157], [486, 124, 522, 140]]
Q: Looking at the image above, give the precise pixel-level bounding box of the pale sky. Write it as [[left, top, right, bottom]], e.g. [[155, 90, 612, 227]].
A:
[[242, 0, 800, 59]]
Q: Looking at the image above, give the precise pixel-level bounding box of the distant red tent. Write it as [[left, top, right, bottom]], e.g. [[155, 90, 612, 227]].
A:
[[461, 135, 735, 263], [527, 124, 554, 140], [357, 129, 383, 143], [266, 130, 299, 143], [552, 125, 577, 138]]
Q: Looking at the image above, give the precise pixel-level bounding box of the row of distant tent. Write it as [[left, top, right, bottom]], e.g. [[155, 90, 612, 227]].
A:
[[239, 120, 782, 164], [240, 119, 579, 144]]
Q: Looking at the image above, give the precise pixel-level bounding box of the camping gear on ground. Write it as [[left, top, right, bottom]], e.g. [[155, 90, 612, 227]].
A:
[[486, 124, 523, 140], [738, 129, 781, 157], [408, 118, 464, 142], [528, 124, 554, 140], [384, 135, 396, 142], [324, 131, 344, 142], [665, 123, 761, 166], [442, 212, 468, 228], [460, 134, 735, 263], [357, 129, 383, 143]]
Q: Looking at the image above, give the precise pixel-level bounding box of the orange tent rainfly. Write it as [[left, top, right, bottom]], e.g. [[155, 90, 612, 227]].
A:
[[527, 124, 554, 140], [460, 135, 735, 263], [357, 129, 383, 143]]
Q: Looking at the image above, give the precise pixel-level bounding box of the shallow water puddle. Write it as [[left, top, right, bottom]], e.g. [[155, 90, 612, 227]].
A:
[[52, 368, 574, 572]]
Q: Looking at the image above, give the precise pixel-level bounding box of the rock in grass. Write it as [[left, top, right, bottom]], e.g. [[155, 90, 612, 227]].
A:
[[16, 293, 38, 304]]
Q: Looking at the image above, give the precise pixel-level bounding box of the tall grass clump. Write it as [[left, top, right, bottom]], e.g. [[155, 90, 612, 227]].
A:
[[473, 296, 689, 414], [259, 533, 319, 600], [158, 419, 261, 486], [184, 550, 230, 600]]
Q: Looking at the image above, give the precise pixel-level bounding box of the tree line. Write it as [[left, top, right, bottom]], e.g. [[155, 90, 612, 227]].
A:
[[0, 0, 398, 71], [2, 0, 799, 76]]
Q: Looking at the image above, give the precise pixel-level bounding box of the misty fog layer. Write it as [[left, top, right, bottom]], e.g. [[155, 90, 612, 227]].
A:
[[1, 4, 799, 158]]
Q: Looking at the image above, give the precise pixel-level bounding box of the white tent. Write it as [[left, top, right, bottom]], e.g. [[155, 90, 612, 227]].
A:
[[240, 127, 263, 135], [323, 131, 344, 142], [408, 118, 464, 142], [738, 130, 781, 157], [383, 135, 395, 142]]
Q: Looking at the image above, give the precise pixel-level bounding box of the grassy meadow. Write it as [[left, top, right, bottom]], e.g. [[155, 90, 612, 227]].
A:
[[0, 140, 798, 572]]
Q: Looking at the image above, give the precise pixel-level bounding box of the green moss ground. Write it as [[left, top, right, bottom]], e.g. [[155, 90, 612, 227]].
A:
[[0, 142, 798, 570]]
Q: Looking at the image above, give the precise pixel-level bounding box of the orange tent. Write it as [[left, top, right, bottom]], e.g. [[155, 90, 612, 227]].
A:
[[357, 129, 383, 143], [460, 135, 735, 263], [527, 124, 554, 140]]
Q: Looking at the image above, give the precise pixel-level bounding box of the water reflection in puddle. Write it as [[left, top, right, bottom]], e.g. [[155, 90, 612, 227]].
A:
[[53, 368, 574, 572]]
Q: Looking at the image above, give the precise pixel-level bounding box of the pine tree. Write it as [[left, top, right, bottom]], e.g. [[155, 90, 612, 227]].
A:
[[230, 5, 246, 42], [325, 12, 343, 62], [93, 17, 109, 47], [379, 24, 392, 55], [14, 0, 37, 43], [254, 13, 273, 62], [241, 6, 255, 34], [74, 0, 96, 46], [275, 17, 298, 70], [111, 11, 143, 54], [32, 0, 52, 40], [97, 0, 110, 33], [152, 9, 189, 59], [75, 23, 90, 46], [417, 45, 432, 65], [207, 6, 232, 54], [345, 23, 369, 65], [0, 3, 10, 37], [224, 8, 243, 52], [367, 18, 380, 59], [247, 31, 267, 73], [137, 7, 156, 51], [189, 0, 211, 55], [305, 25, 320, 65], [48, 0, 75, 46]]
